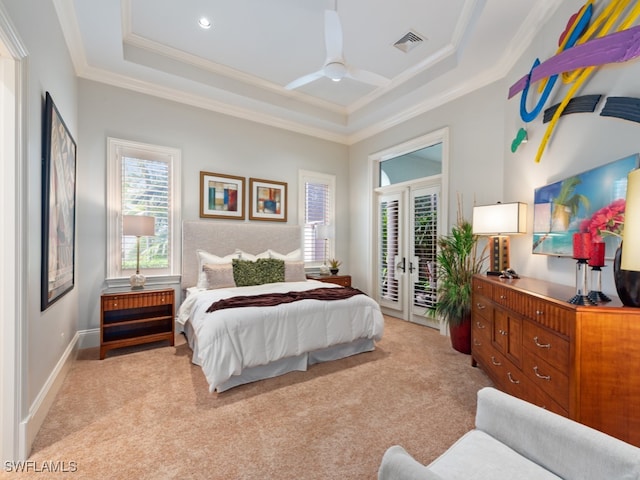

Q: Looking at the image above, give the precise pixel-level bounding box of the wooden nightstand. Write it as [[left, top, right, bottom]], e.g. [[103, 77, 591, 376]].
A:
[[100, 287, 175, 359], [307, 274, 351, 287]]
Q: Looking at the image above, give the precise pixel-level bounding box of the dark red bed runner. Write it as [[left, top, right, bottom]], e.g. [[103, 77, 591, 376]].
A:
[[206, 286, 366, 313]]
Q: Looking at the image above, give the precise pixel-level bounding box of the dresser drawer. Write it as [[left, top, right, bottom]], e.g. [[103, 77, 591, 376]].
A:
[[522, 320, 569, 372], [523, 348, 569, 411], [101, 290, 173, 311], [523, 298, 572, 337], [472, 294, 493, 323], [487, 349, 533, 401], [472, 313, 491, 345], [472, 277, 493, 299]]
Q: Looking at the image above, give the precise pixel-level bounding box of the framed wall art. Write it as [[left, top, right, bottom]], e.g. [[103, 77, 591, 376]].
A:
[[200, 171, 245, 220], [532, 153, 639, 258], [41, 92, 77, 310], [249, 178, 287, 222]]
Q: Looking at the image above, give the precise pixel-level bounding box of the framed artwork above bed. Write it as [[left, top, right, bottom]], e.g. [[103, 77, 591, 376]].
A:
[[249, 177, 287, 222], [199, 171, 245, 220]]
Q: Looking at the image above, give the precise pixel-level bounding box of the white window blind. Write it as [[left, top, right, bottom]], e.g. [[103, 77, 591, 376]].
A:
[[107, 138, 181, 281], [121, 157, 169, 270], [413, 191, 438, 309], [299, 171, 335, 265], [380, 198, 400, 302]]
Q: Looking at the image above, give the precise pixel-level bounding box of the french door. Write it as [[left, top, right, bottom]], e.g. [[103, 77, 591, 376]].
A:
[[377, 181, 440, 328]]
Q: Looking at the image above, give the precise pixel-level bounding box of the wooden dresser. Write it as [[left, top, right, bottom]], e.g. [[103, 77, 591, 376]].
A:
[[471, 274, 640, 447]]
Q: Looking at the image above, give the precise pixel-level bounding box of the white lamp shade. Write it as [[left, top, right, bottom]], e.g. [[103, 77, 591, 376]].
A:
[[622, 169, 640, 271], [472, 202, 527, 235], [123, 215, 155, 237], [316, 224, 334, 239]]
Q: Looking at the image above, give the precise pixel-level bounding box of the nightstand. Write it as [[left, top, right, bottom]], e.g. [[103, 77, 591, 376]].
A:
[[307, 274, 351, 287], [100, 287, 175, 359]]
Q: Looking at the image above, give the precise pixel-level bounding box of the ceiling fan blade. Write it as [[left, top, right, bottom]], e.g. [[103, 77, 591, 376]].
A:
[[346, 66, 390, 87], [284, 70, 325, 90], [324, 10, 343, 61]]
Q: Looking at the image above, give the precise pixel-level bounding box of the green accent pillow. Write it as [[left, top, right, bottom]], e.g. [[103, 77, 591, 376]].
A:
[[232, 258, 285, 287]]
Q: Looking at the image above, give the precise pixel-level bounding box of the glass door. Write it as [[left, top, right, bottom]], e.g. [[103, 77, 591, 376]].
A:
[[376, 183, 440, 327]]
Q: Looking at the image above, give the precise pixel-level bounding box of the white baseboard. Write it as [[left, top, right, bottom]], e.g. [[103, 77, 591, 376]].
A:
[[20, 331, 80, 458], [78, 328, 100, 349]]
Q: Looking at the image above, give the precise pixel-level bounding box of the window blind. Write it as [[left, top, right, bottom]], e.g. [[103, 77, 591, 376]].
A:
[[380, 198, 400, 302], [413, 191, 438, 309], [121, 156, 170, 270], [303, 181, 330, 263]]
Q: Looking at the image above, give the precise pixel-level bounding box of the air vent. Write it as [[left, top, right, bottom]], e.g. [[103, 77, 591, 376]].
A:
[[393, 30, 425, 53]]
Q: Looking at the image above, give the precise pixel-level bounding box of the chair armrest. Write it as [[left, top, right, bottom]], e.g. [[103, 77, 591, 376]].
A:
[[378, 445, 446, 480], [475, 387, 640, 480]]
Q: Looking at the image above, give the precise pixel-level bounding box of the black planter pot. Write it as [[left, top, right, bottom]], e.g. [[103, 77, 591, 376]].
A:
[[613, 243, 640, 307]]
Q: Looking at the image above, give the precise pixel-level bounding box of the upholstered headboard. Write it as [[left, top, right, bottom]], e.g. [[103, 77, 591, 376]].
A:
[[181, 221, 302, 290]]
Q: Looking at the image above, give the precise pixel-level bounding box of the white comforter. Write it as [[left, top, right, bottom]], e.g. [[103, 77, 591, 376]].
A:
[[177, 280, 384, 392]]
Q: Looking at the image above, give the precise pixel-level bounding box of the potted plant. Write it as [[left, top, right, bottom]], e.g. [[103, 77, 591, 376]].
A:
[[428, 205, 486, 354], [328, 258, 342, 275]]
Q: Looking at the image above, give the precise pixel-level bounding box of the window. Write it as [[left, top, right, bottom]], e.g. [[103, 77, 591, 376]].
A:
[[107, 138, 181, 282], [298, 170, 335, 266]]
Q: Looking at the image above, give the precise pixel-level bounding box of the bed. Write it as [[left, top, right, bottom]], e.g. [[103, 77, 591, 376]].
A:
[[178, 221, 384, 393]]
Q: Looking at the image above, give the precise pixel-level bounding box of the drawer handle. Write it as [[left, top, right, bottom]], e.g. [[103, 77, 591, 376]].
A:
[[476, 303, 486, 310], [500, 295, 507, 299], [533, 366, 551, 381], [473, 339, 481, 346], [533, 336, 551, 349], [499, 329, 508, 336], [507, 372, 520, 384], [535, 310, 544, 316], [491, 356, 501, 366], [112, 302, 118, 308], [476, 321, 485, 329]]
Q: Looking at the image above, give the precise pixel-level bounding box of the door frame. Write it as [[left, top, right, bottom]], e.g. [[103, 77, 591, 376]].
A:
[[0, 4, 28, 462], [369, 128, 450, 334]]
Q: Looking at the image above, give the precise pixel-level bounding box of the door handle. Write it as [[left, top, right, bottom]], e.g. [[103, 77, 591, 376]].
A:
[[397, 257, 406, 273]]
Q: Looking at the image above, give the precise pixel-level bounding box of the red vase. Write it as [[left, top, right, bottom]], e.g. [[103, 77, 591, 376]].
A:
[[449, 315, 471, 354]]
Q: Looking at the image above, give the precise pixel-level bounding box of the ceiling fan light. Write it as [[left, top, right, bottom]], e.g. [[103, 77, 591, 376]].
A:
[[324, 62, 347, 81]]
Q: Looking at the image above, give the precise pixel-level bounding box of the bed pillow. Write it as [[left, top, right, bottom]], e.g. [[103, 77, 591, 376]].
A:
[[203, 263, 236, 290], [196, 250, 239, 288], [284, 261, 307, 282], [232, 258, 285, 286], [268, 248, 302, 261], [235, 250, 270, 261]]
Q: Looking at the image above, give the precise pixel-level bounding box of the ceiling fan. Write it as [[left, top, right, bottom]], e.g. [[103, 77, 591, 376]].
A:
[[285, 8, 390, 90]]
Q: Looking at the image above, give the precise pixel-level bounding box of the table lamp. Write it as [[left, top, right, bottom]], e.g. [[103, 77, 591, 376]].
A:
[[472, 202, 527, 275], [123, 215, 155, 290], [619, 168, 640, 306]]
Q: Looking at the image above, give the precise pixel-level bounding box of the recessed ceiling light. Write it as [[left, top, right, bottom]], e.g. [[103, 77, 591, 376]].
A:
[[198, 17, 212, 29]]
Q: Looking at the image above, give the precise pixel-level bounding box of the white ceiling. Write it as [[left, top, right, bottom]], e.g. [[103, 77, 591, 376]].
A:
[[54, 0, 562, 144]]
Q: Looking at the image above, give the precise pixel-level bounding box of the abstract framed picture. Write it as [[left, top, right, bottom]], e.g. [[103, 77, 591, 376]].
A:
[[532, 153, 639, 258], [249, 178, 287, 222], [199, 171, 245, 220], [41, 92, 77, 310]]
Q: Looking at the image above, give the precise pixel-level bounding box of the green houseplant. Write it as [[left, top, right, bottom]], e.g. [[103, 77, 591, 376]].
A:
[[429, 205, 486, 353], [328, 258, 342, 275]]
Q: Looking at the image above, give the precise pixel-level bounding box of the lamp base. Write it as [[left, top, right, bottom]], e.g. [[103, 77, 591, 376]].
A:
[[129, 273, 146, 290]]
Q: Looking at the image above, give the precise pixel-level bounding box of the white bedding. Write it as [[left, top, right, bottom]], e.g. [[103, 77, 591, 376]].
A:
[[177, 279, 384, 392]]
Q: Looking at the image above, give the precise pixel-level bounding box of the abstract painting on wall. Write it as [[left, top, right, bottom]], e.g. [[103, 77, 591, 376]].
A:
[[532, 153, 639, 258], [249, 178, 287, 222], [41, 92, 77, 310], [199, 171, 245, 220]]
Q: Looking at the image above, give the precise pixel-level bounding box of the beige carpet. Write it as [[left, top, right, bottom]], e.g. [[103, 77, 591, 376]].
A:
[[18, 316, 491, 479]]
